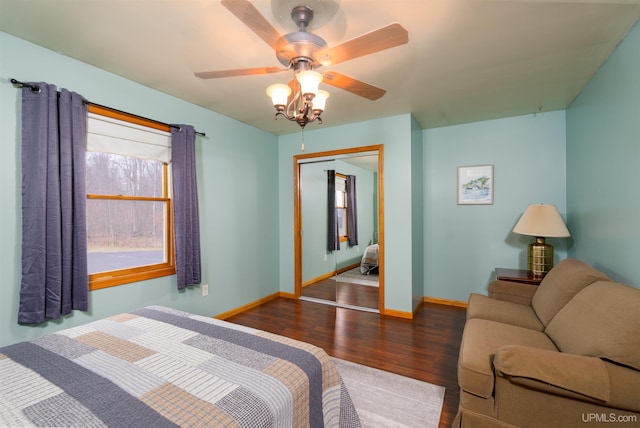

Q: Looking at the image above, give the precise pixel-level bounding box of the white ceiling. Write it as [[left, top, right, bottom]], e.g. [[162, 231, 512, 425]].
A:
[[1, 0, 639, 136]]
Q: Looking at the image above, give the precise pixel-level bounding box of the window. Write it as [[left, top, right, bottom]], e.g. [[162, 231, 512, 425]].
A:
[[336, 173, 348, 241], [86, 106, 175, 290]]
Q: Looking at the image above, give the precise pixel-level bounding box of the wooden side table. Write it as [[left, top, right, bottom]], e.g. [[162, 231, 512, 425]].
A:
[[495, 268, 544, 285]]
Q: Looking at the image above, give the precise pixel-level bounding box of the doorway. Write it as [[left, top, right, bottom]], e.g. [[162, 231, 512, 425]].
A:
[[294, 145, 384, 312]]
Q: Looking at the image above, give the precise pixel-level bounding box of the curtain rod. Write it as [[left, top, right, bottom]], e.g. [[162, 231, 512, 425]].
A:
[[10, 78, 206, 137]]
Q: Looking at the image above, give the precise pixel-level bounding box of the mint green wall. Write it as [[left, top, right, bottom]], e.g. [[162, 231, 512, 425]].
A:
[[566, 21, 640, 287], [0, 32, 279, 347], [423, 111, 567, 301], [278, 115, 418, 313]]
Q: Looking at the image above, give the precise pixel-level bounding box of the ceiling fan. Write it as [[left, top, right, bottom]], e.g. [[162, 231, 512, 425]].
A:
[[195, 0, 409, 102]]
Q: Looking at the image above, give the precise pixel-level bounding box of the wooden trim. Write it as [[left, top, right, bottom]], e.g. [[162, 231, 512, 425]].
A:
[[377, 145, 385, 312], [90, 265, 176, 290], [381, 307, 413, 319], [293, 156, 302, 297], [214, 293, 282, 319], [87, 194, 169, 202], [88, 104, 171, 133], [302, 271, 336, 288], [278, 291, 297, 299], [336, 262, 360, 275], [294, 144, 382, 161], [423, 296, 468, 308]]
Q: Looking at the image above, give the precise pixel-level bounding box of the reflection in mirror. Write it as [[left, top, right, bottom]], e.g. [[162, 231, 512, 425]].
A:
[[299, 153, 380, 311]]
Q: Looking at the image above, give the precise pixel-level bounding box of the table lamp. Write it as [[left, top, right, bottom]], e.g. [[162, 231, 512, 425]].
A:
[[512, 204, 570, 276]]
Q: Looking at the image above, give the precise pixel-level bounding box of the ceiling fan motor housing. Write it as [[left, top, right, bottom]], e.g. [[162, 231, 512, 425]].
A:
[[275, 5, 327, 68], [276, 31, 327, 68]]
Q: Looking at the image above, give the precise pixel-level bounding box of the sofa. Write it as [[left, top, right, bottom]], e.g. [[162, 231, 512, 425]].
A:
[[453, 258, 640, 428]]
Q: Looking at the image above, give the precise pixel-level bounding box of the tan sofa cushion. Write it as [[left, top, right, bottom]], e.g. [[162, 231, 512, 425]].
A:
[[467, 293, 544, 331], [493, 345, 610, 402], [532, 258, 609, 326], [546, 281, 640, 371], [458, 319, 558, 398]]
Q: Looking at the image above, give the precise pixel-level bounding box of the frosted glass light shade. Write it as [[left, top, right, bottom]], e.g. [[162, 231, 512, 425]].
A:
[[266, 83, 291, 106], [296, 70, 322, 96], [512, 204, 571, 237], [312, 90, 329, 111]]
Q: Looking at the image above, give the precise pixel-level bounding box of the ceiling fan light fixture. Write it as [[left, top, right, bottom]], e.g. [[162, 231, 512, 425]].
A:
[[267, 70, 328, 129], [199, 1, 410, 132], [312, 89, 330, 111], [266, 83, 292, 107], [295, 70, 323, 98]]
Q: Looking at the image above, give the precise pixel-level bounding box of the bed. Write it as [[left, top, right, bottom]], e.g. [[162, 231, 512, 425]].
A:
[[359, 244, 379, 275], [0, 305, 361, 427]]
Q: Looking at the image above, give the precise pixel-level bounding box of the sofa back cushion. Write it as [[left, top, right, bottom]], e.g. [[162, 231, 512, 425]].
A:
[[545, 280, 640, 371], [532, 258, 609, 326]]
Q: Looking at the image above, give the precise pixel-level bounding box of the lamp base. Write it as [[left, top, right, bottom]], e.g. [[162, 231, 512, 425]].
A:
[[527, 237, 553, 276]]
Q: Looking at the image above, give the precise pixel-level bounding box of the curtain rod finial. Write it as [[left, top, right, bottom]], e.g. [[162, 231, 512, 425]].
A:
[[11, 78, 41, 93]]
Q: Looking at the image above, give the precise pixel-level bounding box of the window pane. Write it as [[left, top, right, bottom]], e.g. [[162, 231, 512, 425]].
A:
[[87, 199, 167, 274], [337, 207, 347, 237], [86, 152, 163, 197]]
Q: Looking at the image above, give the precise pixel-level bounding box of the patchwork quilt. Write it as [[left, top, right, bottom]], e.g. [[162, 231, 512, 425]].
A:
[[0, 306, 361, 427]]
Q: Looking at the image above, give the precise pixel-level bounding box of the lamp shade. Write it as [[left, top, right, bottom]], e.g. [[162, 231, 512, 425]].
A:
[[266, 83, 292, 107], [512, 204, 570, 237], [312, 90, 329, 111], [296, 70, 322, 96]]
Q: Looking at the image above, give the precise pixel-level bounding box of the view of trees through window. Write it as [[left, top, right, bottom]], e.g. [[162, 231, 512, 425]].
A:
[[86, 152, 168, 274]]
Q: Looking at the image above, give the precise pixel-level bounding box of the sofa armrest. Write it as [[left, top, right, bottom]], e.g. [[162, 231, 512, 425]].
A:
[[493, 345, 611, 402], [488, 280, 538, 305]]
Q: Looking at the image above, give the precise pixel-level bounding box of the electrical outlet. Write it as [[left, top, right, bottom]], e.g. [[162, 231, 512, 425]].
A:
[[202, 284, 209, 297]]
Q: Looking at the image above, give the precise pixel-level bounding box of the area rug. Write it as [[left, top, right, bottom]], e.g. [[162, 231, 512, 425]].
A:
[[334, 358, 445, 428], [331, 267, 379, 287]]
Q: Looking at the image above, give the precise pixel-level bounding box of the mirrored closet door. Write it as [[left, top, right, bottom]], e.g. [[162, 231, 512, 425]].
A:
[[296, 148, 383, 312]]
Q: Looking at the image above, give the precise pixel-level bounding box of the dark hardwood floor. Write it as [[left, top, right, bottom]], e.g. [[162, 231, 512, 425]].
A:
[[302, 278, 379, 309], [227, 297, 467, 428]]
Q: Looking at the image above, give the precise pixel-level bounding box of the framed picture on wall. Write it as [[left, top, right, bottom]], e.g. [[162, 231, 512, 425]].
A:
[[457, 164, 494, 205]]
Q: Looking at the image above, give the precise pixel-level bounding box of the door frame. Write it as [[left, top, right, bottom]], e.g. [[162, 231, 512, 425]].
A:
[[293, 144, 385, 312]]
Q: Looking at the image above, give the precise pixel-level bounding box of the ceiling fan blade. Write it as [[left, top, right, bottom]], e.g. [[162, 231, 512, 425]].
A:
[[221, 0, 282, 49], [322, 71, 386, 101], [316, 23, 409, 66], [195, 67, 288, 79]]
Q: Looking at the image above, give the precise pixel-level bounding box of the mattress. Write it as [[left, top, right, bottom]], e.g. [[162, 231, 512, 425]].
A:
[[0, 305, 361, 427]]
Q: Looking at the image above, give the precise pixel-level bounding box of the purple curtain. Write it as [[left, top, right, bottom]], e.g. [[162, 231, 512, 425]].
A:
[[327, 170, 340, 251], [171, 125, 201, 290], [346, 175, 358, 246], [19, 84, 89, 324]]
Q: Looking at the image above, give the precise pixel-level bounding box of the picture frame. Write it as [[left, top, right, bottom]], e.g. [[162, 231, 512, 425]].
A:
[[457, 164, 493, 205]]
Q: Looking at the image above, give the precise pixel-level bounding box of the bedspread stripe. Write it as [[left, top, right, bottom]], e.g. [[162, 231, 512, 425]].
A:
[[1, 342, 179, 427], [133, 306, 326, 426], [198, 355, 293, 426], [141, 383, 239, 427]]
